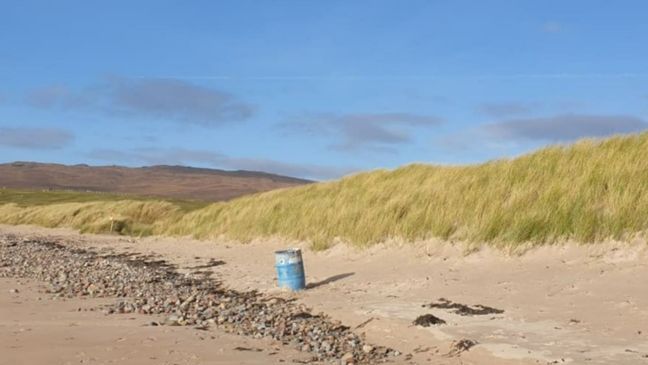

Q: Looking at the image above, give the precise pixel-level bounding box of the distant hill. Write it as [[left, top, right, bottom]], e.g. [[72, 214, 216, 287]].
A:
[[0, 162, 311, 201]]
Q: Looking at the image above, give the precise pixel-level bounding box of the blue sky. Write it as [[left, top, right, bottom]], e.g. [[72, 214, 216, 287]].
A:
[[1, 1, 647, 179]]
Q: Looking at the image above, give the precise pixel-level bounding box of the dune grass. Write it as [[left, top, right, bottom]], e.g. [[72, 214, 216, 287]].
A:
[[1, 132, 647, 249], [0, 189, 204, 236], [165, 132, 648, 249]]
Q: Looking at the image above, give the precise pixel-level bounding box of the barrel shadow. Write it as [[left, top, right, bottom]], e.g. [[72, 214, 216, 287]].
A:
[[306, 272, 355, 289]]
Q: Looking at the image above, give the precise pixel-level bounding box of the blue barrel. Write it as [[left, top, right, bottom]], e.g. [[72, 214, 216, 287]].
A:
[[275, 248, 306, 291]]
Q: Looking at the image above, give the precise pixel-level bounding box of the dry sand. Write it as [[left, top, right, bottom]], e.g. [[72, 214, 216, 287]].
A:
[[0, 278, 309, 365], [2, 224, 648, 364]]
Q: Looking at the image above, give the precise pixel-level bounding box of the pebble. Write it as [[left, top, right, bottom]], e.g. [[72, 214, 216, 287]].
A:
[[341, 352, 355, 364], [165, 315, 181, 326], [0, 233, 397, 364]]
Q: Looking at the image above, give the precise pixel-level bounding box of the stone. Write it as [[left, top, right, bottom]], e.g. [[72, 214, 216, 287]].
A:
[[0, 234, 398, 364], [321, 340, 331, 351], [165, 315, 181, 326], [341, 352, 354, 363]]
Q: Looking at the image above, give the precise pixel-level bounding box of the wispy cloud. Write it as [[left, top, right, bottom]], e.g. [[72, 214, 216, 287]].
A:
[[483, 114, 648, 141], [87, 147, 356, 180], [25, 77, 255, 126], [477, 102, 539, 118], [25, 85, 70, 108], [282, 112, 443, 152], [104, 78, 255, 124], [437, 114, 648, 156], [0, 127, 74, 150]]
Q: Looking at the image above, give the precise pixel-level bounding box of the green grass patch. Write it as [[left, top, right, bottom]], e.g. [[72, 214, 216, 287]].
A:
[[0, 188, 207, 212], [0, 189, 206, 237]]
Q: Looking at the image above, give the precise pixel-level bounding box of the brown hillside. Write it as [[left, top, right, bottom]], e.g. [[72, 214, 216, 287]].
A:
[[0, 162, 311, 201]]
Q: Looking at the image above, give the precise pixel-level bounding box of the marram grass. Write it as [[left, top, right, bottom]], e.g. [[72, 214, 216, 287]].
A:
[[0, 200, 184, 236], [1, 132, 647, 249]]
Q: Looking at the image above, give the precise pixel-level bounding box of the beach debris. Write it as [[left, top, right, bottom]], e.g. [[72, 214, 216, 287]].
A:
[[446, 338, 477, 357], [234, 346, 263, 352], [353, 317, 375, 329], [423, 297, 504, 316], [413, 345, 433, 353], [291, 357, 319, 364], [413, 314, 446, 327], [0, 233, 398, 364]]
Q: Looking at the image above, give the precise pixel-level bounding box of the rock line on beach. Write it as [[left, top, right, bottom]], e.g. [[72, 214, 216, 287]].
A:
[[0, 234, 399, 364]]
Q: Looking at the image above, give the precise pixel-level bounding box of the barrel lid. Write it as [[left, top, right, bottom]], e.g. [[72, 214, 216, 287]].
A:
[[275, 248, 303, 265], [275, 248, 301, 255]]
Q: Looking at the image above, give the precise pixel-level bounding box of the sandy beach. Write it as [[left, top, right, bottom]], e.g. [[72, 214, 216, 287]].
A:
[[2, 224, 648, 364], [0, 277, 313, 365]]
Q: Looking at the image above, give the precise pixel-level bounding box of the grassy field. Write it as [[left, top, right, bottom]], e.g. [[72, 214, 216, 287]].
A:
[[1, 132, 647, 249], [0, 189, 205, 236], [0, 189, 208, 211]]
